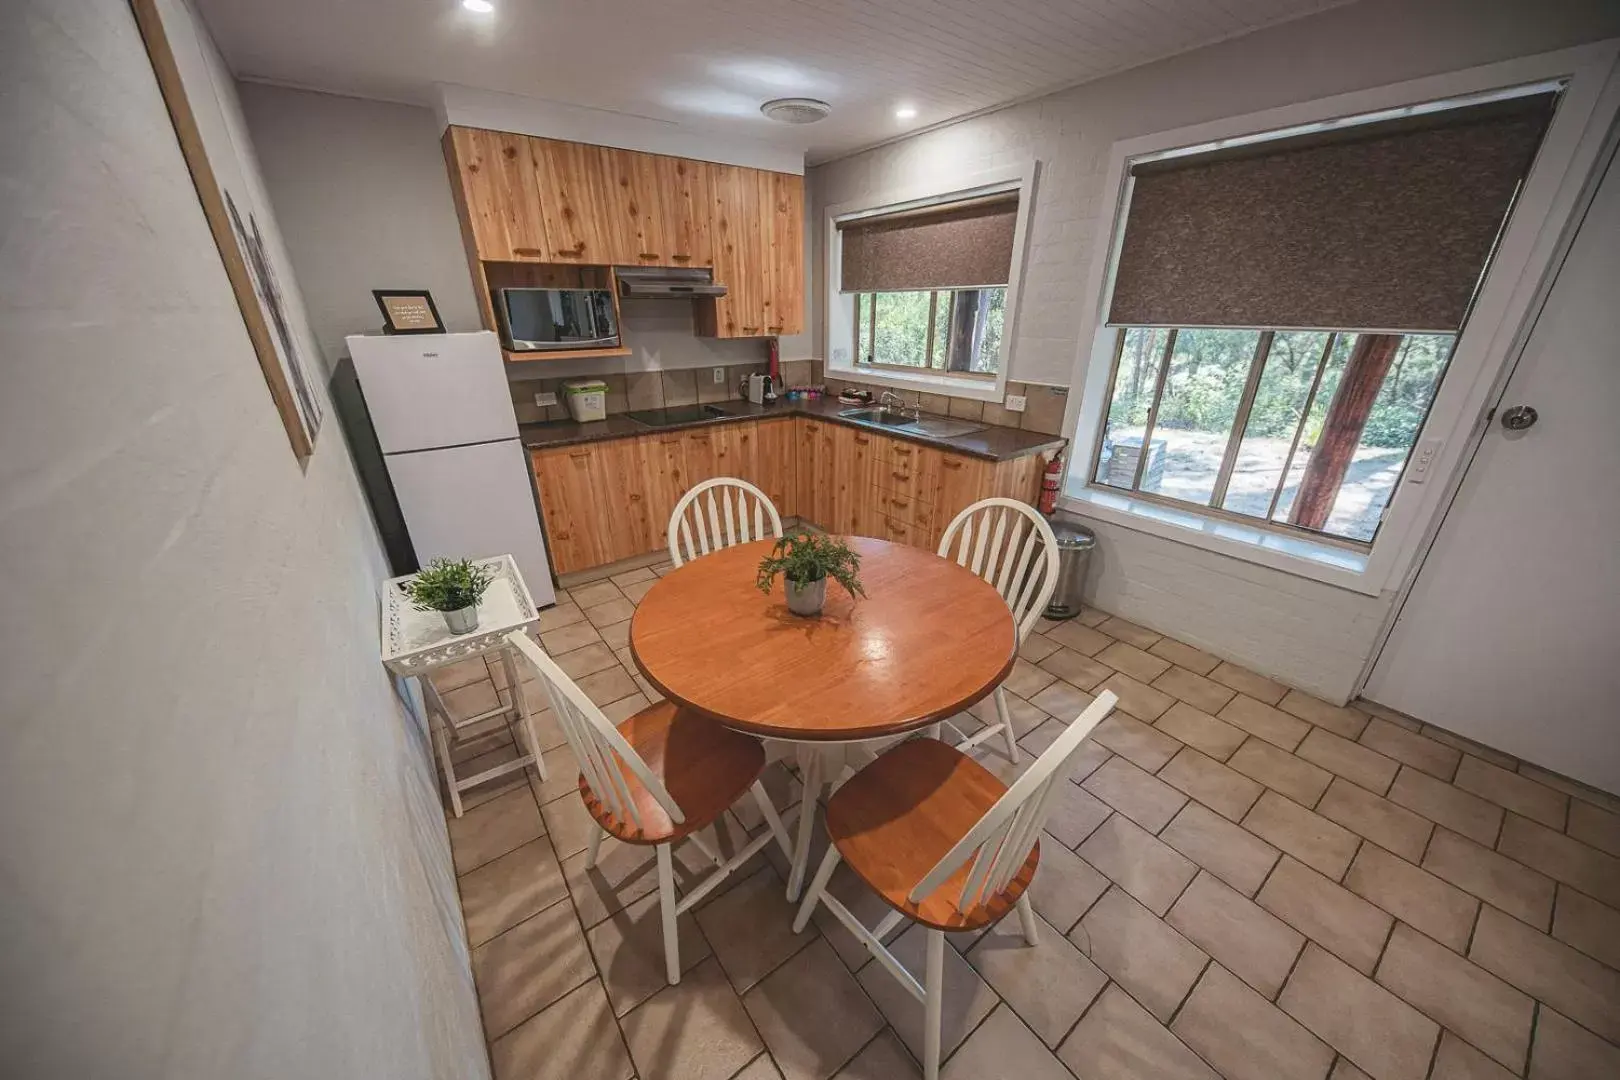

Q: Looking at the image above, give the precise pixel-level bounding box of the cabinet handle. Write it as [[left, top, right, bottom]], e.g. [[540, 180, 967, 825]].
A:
[[638, 252, 660, 260], [767, 325, 783, 333], [569, 450, 591, 459], [629, 494, 642, 502], [671, 254, 692, 262], [891, 470, 910, 481], [942, 459, 964, 470], [660, 437, 681, 445], [891, 446, 912, 456], [741, 326, 761, 333], [853, 435, 869, 444], [512, 246, 546, 257]]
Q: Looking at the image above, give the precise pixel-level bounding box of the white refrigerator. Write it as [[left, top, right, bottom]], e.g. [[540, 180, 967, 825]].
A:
[[346, 330, 556, 608]]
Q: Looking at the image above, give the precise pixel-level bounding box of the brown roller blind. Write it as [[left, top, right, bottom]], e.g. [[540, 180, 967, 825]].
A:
[[1107, 93, 1558, 331], [839, 194, 1018, 292]]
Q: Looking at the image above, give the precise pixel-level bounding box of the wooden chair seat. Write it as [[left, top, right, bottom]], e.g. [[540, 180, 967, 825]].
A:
[[580, 700, 766, 845], [824, 737, 1039, 931]]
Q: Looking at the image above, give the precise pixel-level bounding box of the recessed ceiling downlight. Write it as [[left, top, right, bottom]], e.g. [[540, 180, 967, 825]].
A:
[[760, 98, 831, 125], [462, 0, 493, 12]]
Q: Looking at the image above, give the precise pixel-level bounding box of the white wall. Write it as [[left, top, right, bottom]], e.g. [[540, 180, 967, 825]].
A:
[[0, 3, 487, 1077], [809, 0, 1620, 701]]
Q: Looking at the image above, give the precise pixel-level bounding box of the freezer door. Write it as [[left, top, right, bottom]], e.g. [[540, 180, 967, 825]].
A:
[[386, 438, 556, 607], [348, 331, 518, 454]]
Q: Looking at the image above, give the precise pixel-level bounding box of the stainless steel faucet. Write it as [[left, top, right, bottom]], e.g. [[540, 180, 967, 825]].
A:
[[879, 390, 905, 413]]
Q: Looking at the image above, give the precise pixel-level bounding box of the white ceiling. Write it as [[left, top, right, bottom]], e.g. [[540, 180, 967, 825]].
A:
[[197, 0, 1348, 163]]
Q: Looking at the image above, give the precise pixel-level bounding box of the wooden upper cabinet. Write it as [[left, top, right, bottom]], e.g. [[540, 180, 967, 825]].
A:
[[697, 164, 803, 338], [447, 127, 549, 262], [531, 137, 614, 263], [596, 147, 668, 265], [656, 156, 713, 268], [762, 171, 805, 336]]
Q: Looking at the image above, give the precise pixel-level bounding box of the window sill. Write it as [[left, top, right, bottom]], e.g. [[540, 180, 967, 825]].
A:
[[827, 361, 1005, 403], [1059, 483, 1387, 596]]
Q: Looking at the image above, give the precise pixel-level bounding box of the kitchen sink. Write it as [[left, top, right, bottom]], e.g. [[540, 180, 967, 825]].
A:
[[839, 406, 984, 439], [839, 406, 918, 427]]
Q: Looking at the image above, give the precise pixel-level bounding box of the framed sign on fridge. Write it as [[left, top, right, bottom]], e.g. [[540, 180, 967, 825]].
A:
[[130, 0, 324, 463]]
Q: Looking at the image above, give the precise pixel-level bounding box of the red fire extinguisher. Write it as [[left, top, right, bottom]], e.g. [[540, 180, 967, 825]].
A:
[[1039, 449, 1063, 516]]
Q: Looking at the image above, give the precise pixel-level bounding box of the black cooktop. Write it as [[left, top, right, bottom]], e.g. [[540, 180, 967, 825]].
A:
[[625, 405, 734, 428]]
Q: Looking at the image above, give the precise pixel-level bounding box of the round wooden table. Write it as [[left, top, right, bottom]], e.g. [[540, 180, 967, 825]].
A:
[[629, 536, 1018, 897]]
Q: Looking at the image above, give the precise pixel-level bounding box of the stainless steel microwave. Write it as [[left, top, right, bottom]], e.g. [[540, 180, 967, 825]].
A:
[[496, 288, 620, 352]]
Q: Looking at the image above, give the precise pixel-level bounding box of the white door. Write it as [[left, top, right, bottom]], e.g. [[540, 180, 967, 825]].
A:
[[387, 439, 556, 608], [1365, 145, 1620, 794], [349, 331, 518, 454]]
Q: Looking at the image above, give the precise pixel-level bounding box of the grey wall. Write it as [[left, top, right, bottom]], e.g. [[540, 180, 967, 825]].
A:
[[0, 3, 487, 1077]]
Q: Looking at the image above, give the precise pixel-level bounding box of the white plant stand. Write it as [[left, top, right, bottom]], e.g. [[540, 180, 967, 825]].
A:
[[381, 554, 549, 817]]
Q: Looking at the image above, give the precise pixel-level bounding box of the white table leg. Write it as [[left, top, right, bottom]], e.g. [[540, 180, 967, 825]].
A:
[[499, 645, 548, 782], [421, 676, 464, 818], [786, 744, 824, 902]]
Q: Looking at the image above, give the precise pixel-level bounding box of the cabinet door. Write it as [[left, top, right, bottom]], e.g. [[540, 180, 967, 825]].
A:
[[702, 163, 769, 337], [656, 156, 713, 268], [597, 147, 668, 266], [531, 137, 614, 263], [878, 439, 942, 503], [639, 434, 690, 552], [752, 418, 796, 517], [595, 437, 654, 560], [531, 446, 606, 573], [762, 171, 805, 335], [447, 127, 548, 261], [797, 420, 839, 528], [715, 421, 757, 481]]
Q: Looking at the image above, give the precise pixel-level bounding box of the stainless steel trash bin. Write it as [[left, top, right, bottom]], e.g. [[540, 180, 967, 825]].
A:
[[1044, 520, 1095, 620]]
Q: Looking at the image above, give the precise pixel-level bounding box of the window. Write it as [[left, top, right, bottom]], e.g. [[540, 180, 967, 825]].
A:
[[852, 287, 1005, 375], [1093, 327, 1454, 544]]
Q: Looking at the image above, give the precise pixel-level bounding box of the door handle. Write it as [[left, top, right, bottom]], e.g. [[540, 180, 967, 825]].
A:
[[1500, 405, 1538, 431]]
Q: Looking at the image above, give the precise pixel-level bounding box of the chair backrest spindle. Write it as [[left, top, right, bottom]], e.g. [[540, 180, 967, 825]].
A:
[[939, 498, 1062, 642], [668, 477, 784, 567]]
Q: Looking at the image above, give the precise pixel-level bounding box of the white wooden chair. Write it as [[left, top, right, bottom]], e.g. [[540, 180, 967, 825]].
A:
[[791, 691, 1117, 1080], [937, 498, 1062, 763], [504, 631, 794, 984], [667, 477, 783, 567]]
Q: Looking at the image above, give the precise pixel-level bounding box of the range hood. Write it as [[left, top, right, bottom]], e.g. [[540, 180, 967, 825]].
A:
[[615, 265, 727, 299]]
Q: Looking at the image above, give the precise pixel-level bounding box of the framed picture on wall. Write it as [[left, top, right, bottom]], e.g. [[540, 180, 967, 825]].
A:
[[131, 0, 324, 464]]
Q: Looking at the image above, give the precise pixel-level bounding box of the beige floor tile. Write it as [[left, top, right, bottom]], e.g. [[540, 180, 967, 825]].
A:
[[1419, 723, 1519, 770], [489, 978, 633, 1080], [1257, 857, 1391, 975], [1027, 834, 1109, 933], [529, 743, 581, 805], [1156, 702, 1247, 761], [1078, 814, 1197, 915], [1037, 647, 1113, 691], [561, 833, 660, 927], [1168, 871, 1304, 998], [1019, 632, 1060, 663], [1355, 700, 1423, 732], [598, 619, 631, 650], [460, 836, 569, 946], [969, 689, 1050, 737], [1357, 719, 1461, 781], [621, 956, 764, 1080], [1388, 768, 1502, 846], [1097, 616, 1161, 649], [1090, 712, 1182, 771], [808, 852, 907, 971], [734, 1054, 785, 1080], [1004, 657, 1059, 700], [1097, 672, 1176, 722], [857, 925, 998, 1065], [832, 1030, 920, 1080], [1422, 828, 1555, 929], [552, 641, 619, 680], [1243, 791, 1361, 880], [1317, 779, 1432, 863], [474, 897, 597, 1039], [538, 791, 599, 860], [1097, 641, 1172, 682], [1529, 1007, 1620, 1080], [1454, 756, 1568, 829], [587, 889, 712, 1016], [1021, 720, 1108, 779], [450, 717, 517, 766], [1161, 802, 1280, 897], [1518, 763, 1620, 816], [1074, 886, 1207, 1020], [1567, 798, 1620, 857], [1469, 905, 1620, 1044], [1042, 777, 1113, 848], [694, 866, 816, 993], [1209, 662, 1288, 706], [444, 678, 504, 721], [1152, 666, 1236, 715], [584, 597, 637, 629], [1277, 690, 1369, 740], [1029, 679, 1095, 724], [576, 664, 640, 707], [941, 1005, 1075, 1080], [1149, 637, 1221, 676], [1059, 983, 1218, 1080], [1296, 729, 1397, 795], [1497, 813, 1620, 909], [535, 601, 587, 633], [1330, 1057, 1375, 1080], [1346, 844, 1476, 952], [1430, 1032, 1515, 1080], [620, 578, 657, 604], [610, 566, 656, 588], [743, 939, 883, 1080], [1219, 695, 1310, 752], [449, 786, 546, 875], [1158, 748, 1265, 823], [571, 580, 624, 608], [1552, 884, 1620, 971], [1280, 945, 1439, 1080], [1083, 756, 1187, 833], [541, 620, 602, 655], [433, 654, 495, 692], [1229, 740, 1333, 806], [1376, 922, 1531, 1072], [1172, 964, 1334, 1080], [1046, 618, 1114, 656], [968, 912, 1107, 1047]]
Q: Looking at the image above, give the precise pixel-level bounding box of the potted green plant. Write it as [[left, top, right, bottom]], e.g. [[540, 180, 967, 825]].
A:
[[756, 530, 865, 617], [404, 557, 497, 634]]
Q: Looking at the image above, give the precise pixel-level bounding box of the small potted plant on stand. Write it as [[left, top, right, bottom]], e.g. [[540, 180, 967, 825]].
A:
[[404, 557, 497, 634], [756, 530, 865, 617]]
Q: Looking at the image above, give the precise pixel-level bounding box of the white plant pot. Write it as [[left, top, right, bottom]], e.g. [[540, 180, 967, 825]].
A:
[[785, 577, 827, 617], [442, 605, 480, 634]]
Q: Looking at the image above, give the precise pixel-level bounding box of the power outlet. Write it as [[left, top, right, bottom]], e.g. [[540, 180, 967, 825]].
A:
[[712, 366, 726, 384], [1003, 394, 1027, 413], [533, 391, 558, 408]]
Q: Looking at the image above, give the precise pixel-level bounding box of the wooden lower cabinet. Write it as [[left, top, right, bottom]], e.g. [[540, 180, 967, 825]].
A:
[[531, 417, 1047, 575]]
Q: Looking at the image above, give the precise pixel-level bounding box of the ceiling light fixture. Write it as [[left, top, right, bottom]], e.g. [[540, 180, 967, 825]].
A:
[[895, 104, 917, 120], [462, 0, 494, 13], [760, 97, 832, 125]]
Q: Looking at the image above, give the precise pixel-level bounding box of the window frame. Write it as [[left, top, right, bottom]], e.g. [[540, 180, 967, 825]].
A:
[[824, 161, 1037, 404], [851, 287, 1005, 378], [1059, 42, 1620, 597]]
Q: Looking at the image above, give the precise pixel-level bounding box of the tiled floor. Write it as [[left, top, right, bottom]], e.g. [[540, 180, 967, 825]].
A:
[[434, 559, 1620, 1080]]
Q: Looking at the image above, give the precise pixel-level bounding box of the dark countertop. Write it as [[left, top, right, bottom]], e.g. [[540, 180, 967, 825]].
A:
[[519, 395, 1067, 462]]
